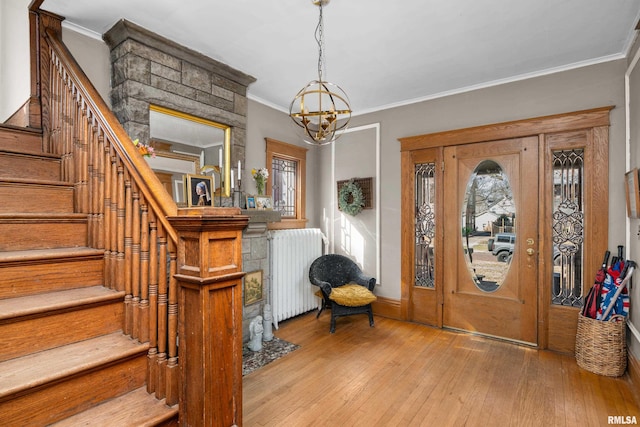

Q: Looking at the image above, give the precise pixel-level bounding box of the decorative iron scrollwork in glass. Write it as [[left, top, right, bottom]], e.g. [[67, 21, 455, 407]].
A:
[[415, 163, 436, 288], [551, 149, 584, 307]]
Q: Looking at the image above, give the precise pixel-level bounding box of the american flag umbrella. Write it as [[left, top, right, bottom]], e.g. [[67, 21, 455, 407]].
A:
[[599, 260, 634, 321], [582, 250, 609, 319]]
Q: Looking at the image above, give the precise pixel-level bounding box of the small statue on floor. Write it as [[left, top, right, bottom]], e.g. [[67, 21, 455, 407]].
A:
[[248, 315, 264, 352], [262, 304, 273, 342]]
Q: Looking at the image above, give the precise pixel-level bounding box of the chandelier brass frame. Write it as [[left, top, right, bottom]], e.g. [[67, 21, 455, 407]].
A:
[[289, 0, 351, 145]]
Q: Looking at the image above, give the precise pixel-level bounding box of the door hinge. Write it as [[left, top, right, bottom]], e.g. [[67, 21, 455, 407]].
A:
[[441, 161, 445, 172]]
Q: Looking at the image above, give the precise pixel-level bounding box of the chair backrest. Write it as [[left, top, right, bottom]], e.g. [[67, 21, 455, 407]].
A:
[[309, 254, 364, 288]]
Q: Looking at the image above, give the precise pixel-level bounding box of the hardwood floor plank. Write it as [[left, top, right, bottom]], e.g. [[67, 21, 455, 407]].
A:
[[243, 313, 640, 426]]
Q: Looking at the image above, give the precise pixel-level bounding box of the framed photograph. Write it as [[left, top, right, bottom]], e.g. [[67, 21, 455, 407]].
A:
[[255, 195, 273, 210], [246, 195, 256, 210], [625, 168, 640, 218], [184, 174, 214, 207], [244, 270, 263, 306]]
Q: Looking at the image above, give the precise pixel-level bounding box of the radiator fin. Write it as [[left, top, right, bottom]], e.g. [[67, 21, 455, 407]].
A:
[[269, 228, 323, 328]]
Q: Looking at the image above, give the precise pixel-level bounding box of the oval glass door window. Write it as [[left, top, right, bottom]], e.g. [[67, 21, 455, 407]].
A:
[[461, 160, 515, 292]]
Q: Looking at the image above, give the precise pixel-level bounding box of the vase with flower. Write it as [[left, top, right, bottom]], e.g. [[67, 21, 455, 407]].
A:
[[251, 168, 269, 196], [132, 139, 156, 158]]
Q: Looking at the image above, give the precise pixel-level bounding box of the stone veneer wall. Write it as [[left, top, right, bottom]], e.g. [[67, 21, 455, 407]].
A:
[[103, 19, 255, 187], [103, 20, 268, 342], [240, 211, 281, 341]]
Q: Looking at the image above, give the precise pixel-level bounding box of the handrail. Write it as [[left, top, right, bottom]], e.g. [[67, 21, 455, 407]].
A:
[[44, 28, 178, 242]]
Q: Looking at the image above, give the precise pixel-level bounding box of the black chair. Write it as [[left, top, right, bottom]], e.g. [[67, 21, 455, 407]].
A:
[[308, 254, 376, 333]]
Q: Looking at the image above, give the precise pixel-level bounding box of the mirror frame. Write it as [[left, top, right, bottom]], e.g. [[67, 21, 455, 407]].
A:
[[150, 104, 232, 197]]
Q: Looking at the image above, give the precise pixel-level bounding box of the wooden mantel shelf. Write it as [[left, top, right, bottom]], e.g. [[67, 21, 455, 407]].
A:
[[241, 209, 281, 223]]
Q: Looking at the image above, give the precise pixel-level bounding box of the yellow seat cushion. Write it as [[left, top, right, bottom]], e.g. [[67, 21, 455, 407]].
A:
[[328, 284, 377, 307]]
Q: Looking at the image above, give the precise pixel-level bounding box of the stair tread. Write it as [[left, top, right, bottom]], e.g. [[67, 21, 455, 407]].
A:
[[0, 333, 148, 400], [0, 177, 72, 187], [50, 386, 178, 426], [0, 212, 87, 220], [0, 123, 42, 135], [0, 286, 124, 321], [0, 148, 60, 159], [0, 247, 104, 264]]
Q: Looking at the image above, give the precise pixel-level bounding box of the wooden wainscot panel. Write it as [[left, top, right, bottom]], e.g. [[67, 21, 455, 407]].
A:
[[207, 231, 241, 276], [547, 305, 579, 354]]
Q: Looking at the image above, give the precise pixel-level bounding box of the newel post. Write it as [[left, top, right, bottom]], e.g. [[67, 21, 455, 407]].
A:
[[168, 208, 248, 427]]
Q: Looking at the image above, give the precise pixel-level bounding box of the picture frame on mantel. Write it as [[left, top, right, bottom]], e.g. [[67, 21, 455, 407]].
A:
[[625, 168, 640, 218], [246, 195, 256, 210], [255, 195, 273, 210]]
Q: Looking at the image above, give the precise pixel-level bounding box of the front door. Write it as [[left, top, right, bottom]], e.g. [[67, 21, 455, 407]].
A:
[[442, 136, 539, 344]]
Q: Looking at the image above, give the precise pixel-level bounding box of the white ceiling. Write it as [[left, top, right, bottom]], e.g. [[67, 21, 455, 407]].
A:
[[41, 0, 640, 115]]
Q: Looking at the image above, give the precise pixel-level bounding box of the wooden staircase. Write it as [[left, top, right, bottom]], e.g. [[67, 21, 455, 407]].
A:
[[0, 124, 178, 425]]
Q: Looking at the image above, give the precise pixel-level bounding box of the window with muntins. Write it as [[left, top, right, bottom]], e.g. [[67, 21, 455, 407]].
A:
[[266, 138, 308, 229]]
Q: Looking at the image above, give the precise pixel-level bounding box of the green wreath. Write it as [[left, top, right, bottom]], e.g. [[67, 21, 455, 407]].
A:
[[338, 180, 364, 216]]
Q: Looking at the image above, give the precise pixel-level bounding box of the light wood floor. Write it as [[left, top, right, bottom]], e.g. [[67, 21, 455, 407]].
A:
[[243, 312, 639, 427]]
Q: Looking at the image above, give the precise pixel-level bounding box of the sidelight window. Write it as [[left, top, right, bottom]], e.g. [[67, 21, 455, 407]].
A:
[[415, 162, 436, 288], [551, 149, 584, 307]]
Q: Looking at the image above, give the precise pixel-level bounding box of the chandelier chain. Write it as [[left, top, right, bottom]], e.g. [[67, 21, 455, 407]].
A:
[[316, 1, 325, 81]]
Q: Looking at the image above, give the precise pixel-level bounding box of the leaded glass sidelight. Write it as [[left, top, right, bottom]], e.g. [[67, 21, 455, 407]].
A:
[[551, 149, 584, 307], [272, 157, 297, 217], [415, 163, 436, 288]]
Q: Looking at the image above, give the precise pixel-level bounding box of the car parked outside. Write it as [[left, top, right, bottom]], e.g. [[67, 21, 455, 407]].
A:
[[487, 233, 515, 262]]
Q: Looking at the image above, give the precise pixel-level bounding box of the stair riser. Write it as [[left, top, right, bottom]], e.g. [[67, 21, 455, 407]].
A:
[[0, 128, 43, 154], [0, 221, 87, 251], [0, 354, 147, 426], [0, 301, 124, 363], [0, 184, 73, 214], [0, 258, 103, 299], [0, 154, 60, 181]]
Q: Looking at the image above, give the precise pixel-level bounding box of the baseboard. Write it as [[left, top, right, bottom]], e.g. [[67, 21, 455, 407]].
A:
[[372, 296, 402, 320], [628, 350, 640, 405]]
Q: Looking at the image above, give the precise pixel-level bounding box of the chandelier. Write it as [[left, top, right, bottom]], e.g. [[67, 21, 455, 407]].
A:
[[289, 0, 351, 145]]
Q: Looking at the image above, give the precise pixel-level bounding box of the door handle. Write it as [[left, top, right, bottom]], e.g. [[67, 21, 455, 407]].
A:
[[526, 248, 535, 256]]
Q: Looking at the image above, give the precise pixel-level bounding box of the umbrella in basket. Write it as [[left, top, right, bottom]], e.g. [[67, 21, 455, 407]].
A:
[[582, 250, 610, 319], [599, 260, 635, 321]]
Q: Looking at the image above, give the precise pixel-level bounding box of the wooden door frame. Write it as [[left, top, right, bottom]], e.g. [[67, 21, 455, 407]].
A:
[[399, 106, 611, 351]]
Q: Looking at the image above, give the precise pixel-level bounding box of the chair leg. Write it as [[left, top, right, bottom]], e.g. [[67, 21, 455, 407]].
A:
[[368, 306, 374, 327], [330, 315, 336, 333], [316, 305, 325, 319]]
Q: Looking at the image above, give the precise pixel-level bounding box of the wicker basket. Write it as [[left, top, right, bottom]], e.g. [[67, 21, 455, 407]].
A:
[[575, 312, 627, 377]]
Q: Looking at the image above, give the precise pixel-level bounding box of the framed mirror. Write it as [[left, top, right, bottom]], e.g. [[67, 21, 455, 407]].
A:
[[147, 105, 231, 203]]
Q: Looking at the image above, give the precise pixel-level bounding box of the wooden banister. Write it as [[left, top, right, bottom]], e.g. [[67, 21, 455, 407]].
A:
[[28, 5, 246, 421], [44, 29, 178, 239], [30, 2, 185, 405]]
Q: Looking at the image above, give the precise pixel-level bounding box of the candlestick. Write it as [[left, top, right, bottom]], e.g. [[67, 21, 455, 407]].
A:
[[231, 169, 235, 190], [238, 160, 241, 181], [219, 148, 223, 167]]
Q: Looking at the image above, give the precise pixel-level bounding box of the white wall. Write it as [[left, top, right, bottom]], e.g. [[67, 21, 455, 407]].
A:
[[0, 0, 30, 122], [36, 25, 634, 331], [61, 26, 111, 108]]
